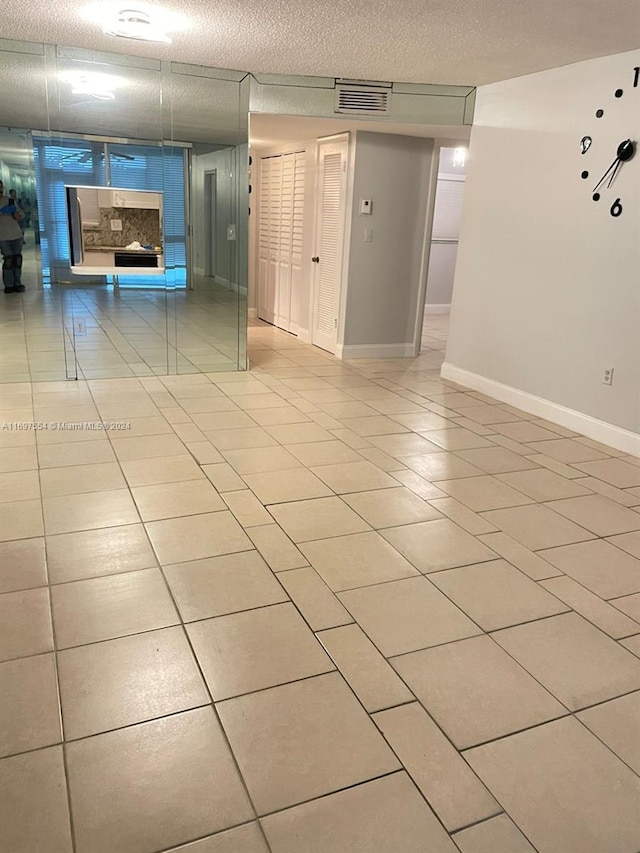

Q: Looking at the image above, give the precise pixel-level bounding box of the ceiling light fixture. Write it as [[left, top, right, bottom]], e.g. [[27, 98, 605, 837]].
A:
[[453, 147, 467, 167], [61, 70, 122, 101], [103, 8, 172, 43]]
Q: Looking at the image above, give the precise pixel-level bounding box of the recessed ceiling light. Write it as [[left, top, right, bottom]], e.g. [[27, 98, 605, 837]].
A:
[[103, 8, 172, 43]]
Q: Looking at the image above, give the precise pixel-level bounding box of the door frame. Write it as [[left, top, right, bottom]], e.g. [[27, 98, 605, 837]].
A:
[[204, 169, 217, 278], [309, 132, 351, 354], [411, 138, 466, 356]]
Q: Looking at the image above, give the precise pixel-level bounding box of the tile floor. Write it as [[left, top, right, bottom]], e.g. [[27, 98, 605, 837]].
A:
[[0, 247, 244, 382], [1, 313, 640, 852]]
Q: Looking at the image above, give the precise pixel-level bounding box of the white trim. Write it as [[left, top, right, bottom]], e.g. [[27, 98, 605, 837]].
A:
[[297, 327, 311, 343], [425, 303, 451, 314], [336, 342, 416, 360], [257, 141, 307, 158], [248, 307, 257, 319], [311, 133, 350, 354], [441, 362, 640, 457], [337, 131, 356, 351]]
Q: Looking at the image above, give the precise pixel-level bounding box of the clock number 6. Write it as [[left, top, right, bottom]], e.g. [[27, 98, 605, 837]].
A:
[[610, 198, 623, 218]]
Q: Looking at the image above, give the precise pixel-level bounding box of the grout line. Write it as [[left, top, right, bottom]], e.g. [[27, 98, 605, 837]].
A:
[[2, 314, 638, 852], [46, 573, 78, 853], [151, 543, 277, 853]]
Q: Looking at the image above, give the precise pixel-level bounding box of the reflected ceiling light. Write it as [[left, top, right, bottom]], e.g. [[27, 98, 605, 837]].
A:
[[453, 147, 467, 167], [103, 9, 171, 43], [61, 70, 123, 101]]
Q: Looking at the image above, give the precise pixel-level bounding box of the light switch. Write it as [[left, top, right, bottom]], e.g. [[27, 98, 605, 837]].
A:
[[110, 219, 123, 231], [364, 228, 373, 243], [360, 199, 372, 215]]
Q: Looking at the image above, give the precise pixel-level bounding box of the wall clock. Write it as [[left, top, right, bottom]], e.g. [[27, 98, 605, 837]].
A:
[[579, 65, 638, 218]]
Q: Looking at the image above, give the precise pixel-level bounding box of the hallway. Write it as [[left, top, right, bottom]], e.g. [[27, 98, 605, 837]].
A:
[[1, 320, 640, 852]]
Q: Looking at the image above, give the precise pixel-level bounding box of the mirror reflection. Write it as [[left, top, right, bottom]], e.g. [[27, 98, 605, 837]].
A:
[[67, 186, 164, 275], [0, 40, 248, 381]]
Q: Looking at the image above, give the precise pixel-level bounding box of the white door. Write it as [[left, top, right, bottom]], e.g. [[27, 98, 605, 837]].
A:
[[276, 153, 294, 330], [311, 138, 348, 353], [258, 151, 305, 333], [290, 152, 305, 334], [267, 156, 282, 325], [258, 157, 275, 324]]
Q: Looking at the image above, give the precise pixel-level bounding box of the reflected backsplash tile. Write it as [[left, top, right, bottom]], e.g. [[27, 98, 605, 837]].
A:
[[84, 207, 162, 248]]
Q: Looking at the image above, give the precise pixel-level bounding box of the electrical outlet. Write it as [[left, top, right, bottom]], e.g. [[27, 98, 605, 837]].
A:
[[602, 367, 614, 386], [110, 219, 123, 231]]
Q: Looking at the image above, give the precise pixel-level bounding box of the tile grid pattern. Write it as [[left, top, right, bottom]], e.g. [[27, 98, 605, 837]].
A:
[[0, 315, 639, 852], [0, 263, 244, 383]]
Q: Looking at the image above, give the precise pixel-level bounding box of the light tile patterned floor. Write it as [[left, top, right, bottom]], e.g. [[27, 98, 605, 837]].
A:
[[0, 248, 245, 382], [1, 314, 640, 852]]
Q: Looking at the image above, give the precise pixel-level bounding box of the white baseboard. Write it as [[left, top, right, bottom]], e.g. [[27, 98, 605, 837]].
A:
[[297, 328, 311, 344], [441, 362, 640, 457], [248, 307, 257, 319], [337, 342, 416, 360], [425, 304, 451, 314]]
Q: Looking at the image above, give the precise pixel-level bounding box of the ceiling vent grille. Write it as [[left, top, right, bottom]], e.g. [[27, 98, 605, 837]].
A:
[[335, 85, 390, 115]]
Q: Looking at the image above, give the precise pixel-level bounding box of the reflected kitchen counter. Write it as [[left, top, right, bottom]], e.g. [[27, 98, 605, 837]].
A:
[[87, 246, 163, 255], [78, 246, 165, 275]]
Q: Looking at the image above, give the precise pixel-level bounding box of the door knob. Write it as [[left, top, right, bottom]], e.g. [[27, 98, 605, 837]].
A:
[[311, 256, 320, 263]]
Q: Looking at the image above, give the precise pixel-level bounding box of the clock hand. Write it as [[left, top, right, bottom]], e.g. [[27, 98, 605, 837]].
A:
[[593, 156, 620, 193], [593, 140, 636, 193], [607, 157, 623, 188]]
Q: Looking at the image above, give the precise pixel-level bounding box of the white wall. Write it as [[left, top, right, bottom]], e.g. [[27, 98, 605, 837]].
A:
[[445, 50, 640, 450], [341, 131, 435, 353], [425, 156, 467, 308]]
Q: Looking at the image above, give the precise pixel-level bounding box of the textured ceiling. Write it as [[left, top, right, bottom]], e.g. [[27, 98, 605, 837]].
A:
[[1, 0, 639, 86]]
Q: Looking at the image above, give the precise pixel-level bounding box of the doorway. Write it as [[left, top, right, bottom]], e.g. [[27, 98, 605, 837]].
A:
[[257, 150, 305, 334], [310, 136, 348, 354], [205, 170, 217, 278], [420, 145, 467, 351]]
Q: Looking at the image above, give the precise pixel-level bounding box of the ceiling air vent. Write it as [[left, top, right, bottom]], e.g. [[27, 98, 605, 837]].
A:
[[335, 84, 390, 115]]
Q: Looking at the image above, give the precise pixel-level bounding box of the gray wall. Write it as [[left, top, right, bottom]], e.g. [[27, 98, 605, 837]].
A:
[[343, 132, 435, 347], [192, 148, 233, 282], [446, 49, 640, 437]]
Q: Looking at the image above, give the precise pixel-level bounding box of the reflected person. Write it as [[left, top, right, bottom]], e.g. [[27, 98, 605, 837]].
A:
[[0, 181, 25, 293]]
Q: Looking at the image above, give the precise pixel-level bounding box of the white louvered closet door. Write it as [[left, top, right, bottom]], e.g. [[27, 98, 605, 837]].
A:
[[277, 153, 295, 330], [258, 157, 274, 323], [258, 151, 305, 333], [289, 152, 305, 334], [311, 139, 348, 353], [267, 155, 282, 327]]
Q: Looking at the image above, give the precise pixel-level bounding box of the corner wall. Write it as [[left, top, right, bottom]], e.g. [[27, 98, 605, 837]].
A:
[[444, 50, 640, 452], [341, 131, 435, 356]]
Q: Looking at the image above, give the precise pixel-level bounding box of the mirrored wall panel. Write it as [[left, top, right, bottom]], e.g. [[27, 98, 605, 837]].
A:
[[0, 38, 248, 381]]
